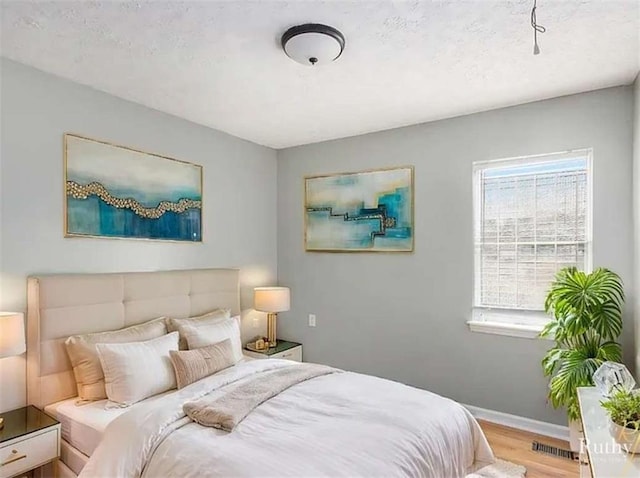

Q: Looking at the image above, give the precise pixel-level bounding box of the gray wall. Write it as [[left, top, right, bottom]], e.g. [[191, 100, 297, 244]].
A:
[[634, 74, 640, 377], [0, 59, 278, 411], [277, 86, 635, 425]]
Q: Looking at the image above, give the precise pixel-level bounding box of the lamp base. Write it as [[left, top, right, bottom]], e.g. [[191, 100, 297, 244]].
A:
[[267, 313, 277, 348]]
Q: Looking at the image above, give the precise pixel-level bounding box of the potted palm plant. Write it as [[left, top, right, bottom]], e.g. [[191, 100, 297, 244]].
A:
[[540, 267, 625, 451]]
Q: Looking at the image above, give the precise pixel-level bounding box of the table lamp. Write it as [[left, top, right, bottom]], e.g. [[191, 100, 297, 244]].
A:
[[254, 287, 290, 348], [0, 312, 26, 429]]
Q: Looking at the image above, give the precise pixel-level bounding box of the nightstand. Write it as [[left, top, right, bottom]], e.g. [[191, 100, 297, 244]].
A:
[[577, 387, 640, 478], [0, 405, 60, 478], [244, 340, 302, 362]]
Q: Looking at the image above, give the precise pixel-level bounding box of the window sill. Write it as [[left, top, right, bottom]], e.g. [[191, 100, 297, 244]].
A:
[[467, 320, 551, 340]]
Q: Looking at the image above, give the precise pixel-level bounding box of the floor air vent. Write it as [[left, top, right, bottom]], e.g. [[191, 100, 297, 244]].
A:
[[531, 441, 578, 461]]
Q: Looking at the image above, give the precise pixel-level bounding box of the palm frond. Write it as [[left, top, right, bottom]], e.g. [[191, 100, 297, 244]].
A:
[[596, 341, 623, 362], [548, 347, 602, 421], [590, 301, 623, 340]]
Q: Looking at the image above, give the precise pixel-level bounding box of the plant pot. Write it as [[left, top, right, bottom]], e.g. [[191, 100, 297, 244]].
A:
[[569, 419, 583, 452], [609, 419, 640, 454]]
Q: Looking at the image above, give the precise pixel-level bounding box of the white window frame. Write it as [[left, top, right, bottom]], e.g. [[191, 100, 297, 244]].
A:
[[468, 148, 593, 339]]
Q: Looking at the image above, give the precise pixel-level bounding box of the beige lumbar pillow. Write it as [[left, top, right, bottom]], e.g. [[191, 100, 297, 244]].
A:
[[96, 332, 179, 407], [167, 308, 231, 350], [65, 317, 167, 402], [169, 339, 237, 389]]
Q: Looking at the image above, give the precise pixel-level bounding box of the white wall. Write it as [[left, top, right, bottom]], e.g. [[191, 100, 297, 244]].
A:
[[277, 86, 635, 425], [0, 59, 278, 411]]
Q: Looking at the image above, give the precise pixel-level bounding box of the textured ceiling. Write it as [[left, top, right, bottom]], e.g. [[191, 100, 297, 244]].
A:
[[1, 1, 639, 149]]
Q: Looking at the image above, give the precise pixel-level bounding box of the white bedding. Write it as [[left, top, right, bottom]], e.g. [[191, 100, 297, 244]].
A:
[[45, 398, 124, 456], [44, 389, 179, 456], [81, 360, 494, 478], [44, 355, 258, 459]]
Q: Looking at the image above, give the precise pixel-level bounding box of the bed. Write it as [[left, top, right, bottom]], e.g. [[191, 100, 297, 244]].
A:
[[27, 269, 494, 478]]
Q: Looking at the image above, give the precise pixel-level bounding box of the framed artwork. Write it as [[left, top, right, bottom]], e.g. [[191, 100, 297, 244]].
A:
[[305, 166, 414, 252], [64, 134, 202, 242]]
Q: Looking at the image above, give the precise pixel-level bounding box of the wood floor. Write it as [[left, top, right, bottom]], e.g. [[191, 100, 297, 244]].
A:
[[478, 420, 579, 478]]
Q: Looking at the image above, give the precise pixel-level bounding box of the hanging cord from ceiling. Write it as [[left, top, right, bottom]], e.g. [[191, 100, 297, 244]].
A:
[[531, 0, 546, 55]]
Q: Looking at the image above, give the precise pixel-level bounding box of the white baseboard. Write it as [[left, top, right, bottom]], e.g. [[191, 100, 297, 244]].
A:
[[464, 404, 569, 441]]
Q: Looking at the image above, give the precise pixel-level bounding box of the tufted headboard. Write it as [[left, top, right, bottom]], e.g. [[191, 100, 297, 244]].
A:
[[26, 268, 240, 408]]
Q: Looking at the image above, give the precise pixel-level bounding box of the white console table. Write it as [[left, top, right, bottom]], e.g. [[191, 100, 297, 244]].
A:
[[578, 387, 640, 478]]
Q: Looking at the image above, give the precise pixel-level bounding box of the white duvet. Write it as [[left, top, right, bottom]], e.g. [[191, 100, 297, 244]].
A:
[[81, 360, 494, 478]]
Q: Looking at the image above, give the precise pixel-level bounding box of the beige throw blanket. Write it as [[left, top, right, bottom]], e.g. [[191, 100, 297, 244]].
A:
[[184, 363, 339, 431]]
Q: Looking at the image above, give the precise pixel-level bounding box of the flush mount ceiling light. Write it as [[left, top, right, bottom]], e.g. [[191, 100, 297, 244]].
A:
[[281, 23, 345, 66]]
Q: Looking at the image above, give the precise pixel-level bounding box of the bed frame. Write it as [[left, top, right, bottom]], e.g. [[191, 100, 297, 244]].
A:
[[26, 268, 241, 477]]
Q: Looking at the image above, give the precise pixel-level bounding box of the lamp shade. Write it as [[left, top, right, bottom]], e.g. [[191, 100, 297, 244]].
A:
[[254, 287, 290, 313], [0, 312, 26, 358]]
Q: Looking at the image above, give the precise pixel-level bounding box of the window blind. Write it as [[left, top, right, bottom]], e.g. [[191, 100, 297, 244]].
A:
[[474, 152, 591, 311]]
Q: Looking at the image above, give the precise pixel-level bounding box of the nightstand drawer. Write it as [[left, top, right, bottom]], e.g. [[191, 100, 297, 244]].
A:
[[271, 346, 302, 362], [0, 429, 58, 478]]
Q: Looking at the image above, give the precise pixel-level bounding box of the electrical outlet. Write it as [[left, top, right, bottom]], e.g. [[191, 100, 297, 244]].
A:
[[252, 317, 259, 328], [308, 314, 316, 327]]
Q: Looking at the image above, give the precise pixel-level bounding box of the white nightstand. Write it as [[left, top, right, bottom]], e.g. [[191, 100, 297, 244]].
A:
[[577, 387, 640, 478], [244, 340, 302, 362], [0, 406, 60, 478]]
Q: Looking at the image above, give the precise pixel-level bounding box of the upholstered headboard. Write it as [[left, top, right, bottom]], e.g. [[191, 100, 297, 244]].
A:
[[26, 268, 240, 408]]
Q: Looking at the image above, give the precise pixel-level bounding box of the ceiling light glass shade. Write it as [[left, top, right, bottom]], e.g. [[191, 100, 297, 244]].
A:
[[282, 24, 345, 66]]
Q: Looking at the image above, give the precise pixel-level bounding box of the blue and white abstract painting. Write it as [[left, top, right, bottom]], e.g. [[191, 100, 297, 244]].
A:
[[305, 167, 413, 252], [65, 135, 202, 241]]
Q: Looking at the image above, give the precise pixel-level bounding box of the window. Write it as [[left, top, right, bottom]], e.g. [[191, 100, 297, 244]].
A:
[[471, 150, 592, 334]]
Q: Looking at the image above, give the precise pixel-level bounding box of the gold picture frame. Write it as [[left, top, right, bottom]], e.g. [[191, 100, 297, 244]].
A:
[[304, 166, 414, 252], [64, 133, 203, 242]]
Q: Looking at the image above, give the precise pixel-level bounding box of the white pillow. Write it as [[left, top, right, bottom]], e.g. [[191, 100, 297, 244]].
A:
[[65, 317, 168, 401], [167, 309, 231, 350], [182, 316, 243, 362], [96, 332, 179, 407]]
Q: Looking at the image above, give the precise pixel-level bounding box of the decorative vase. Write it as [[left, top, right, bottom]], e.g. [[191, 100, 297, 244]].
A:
[[609, 419, 640, 454]]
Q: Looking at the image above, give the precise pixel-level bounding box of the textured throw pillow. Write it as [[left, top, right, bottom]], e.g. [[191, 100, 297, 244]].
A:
[[167, 309, 231, 350], [169, 339, 237, 389], [182, 316, 243, 362], [96, 332, 179, 407], [65, 317, 168, 402]]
